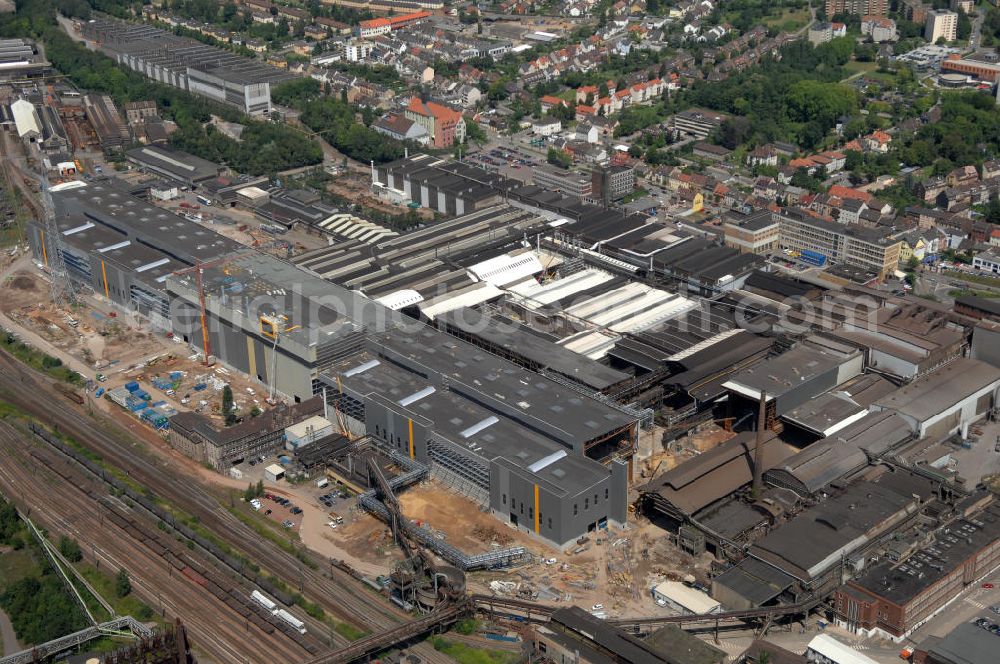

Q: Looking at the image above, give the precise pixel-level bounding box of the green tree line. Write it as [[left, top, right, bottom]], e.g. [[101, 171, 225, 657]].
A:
[[273, 78, 407, 165]]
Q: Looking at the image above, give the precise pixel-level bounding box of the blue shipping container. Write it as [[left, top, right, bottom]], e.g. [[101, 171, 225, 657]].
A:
[[124, 381, 140, 393]]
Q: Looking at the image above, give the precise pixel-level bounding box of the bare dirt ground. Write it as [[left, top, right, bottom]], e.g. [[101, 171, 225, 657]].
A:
[[1, 266, 274, 423], [327, 172, 434, 221], [397, 481, 542, 555]]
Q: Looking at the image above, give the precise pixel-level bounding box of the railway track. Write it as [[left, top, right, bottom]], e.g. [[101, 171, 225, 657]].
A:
[[0, 350, 408, 639], [0, 422, 311, 663]]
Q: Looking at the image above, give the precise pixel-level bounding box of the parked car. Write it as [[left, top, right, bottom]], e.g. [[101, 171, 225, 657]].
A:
[[282, 520, 293, 528]]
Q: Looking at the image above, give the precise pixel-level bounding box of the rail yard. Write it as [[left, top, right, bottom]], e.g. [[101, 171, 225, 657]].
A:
[[6, 7, 1000, 661]]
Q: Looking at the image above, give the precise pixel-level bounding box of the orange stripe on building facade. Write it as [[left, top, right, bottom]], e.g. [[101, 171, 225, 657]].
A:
[[408, 418, 414, 459], [534, 484, 540, 533], [101, 260, 109, 298]]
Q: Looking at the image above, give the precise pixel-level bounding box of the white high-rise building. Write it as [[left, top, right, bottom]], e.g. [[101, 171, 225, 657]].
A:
[[925, 10, 958, 43]]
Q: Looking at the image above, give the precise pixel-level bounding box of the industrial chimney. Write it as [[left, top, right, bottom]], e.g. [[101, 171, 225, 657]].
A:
[[752, 391, 767, 498]]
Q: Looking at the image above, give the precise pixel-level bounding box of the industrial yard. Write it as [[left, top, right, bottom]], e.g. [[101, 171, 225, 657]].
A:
[[4, 3, 1000, 661]]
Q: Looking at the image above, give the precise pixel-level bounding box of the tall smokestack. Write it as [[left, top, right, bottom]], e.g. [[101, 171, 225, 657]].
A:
[[752, 391, 767, 498]]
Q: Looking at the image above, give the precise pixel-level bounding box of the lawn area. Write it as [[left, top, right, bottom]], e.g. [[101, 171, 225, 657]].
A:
[[0, 548, 42, 595], [763, 8, 811, 32], [843, 61, 877, 77], [335, 621, 368, 641], [557, 89, 577, 103], [948, 289, 1000, 299], [429, 637, 519, 664], [944, 270, 1000, 288], [73, 563, 158, 623]]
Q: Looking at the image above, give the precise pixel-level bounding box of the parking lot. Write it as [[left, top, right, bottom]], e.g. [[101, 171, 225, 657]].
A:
[[250, 491, 305, 531], [464, 144, 538, 184]]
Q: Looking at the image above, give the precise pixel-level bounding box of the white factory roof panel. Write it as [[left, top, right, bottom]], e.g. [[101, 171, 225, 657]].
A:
[[375, 289, 424, 310], [49, 180, 88, 192], [558, 329, 622, 360], [806, 635, 878, 664], [607, 295, 698, 333], [286, 415, 332, 439], [344, 359, 380, 377], [419, 283, 504, 320], [562, 284, 697, 334], [507, 268, 615, 309], [237, 185, 269, 199], [10, 99, 39, 138], [468, 251, 544, 287], [652, 581, 721, 614], [564, 282, 652, 320], [527, 450, 567, 473]]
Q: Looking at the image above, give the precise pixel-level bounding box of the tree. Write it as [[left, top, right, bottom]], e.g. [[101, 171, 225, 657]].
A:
[[547, 147, 572, 169], [115, 569, 132, 598], [717, 116, 751, 150], [222, 384, 236, 427], [58, 536, 83, 563]]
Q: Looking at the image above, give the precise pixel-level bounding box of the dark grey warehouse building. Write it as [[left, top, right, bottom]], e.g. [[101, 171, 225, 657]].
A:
[[29, 177, 638, 548]]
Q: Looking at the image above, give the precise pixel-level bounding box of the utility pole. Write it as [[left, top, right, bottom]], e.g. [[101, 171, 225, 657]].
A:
[[752, 391, 767, 498]]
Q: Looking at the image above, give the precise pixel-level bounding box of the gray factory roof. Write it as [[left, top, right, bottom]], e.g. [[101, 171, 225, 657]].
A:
[[434, 307, 629, 391], [724, 210, 779, 232], [849, 500, 1000, 609], [926, 622, 999, 664], [712, 556, 796, 607], [332, 350, 611, 495], [551, 607, 683, 664], [750, 479, 920, 582], [781, 374, 896, 437], [49, 178, 242, 274], [646, 625, 725, 664], [369, 327, 635, 447], [293, 206, 545, 287], [126, 145, 222, 184], [873, 358, 1000, 424], [643, 431, 796, 517], [169, 252, 399, 349], [765, 411, 913, 496], [956, 294, 1000, 317], [723, 336, 861, 402], [87, 18, 293, 86]]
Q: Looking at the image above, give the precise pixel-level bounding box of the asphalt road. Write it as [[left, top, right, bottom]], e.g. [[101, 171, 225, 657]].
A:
[[0, 606, 21, 657]]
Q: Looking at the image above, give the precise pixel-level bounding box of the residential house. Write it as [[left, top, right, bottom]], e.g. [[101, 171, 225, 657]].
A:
[[532, 118, 562, 136], [747, 144, 779, 168], [373, 113, 430, 145], [863, 130, 892, 153], [405, 96, 466, 148]]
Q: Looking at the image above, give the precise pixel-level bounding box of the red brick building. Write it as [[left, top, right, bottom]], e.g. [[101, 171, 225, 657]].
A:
[[833, 494, 1000, 640]]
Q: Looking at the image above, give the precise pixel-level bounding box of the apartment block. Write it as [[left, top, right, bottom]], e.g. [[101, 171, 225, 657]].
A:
[[825, 0, 888, 17], [925, 10, 958, 43]]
